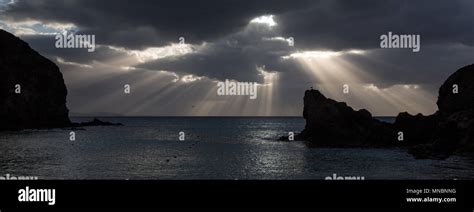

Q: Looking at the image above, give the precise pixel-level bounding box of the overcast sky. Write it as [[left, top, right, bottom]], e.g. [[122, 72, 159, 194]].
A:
[[1, 0, 473, 116]]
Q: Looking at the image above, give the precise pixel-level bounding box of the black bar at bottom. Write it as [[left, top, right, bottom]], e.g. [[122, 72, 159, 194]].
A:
[[0, 180, 472, 210]]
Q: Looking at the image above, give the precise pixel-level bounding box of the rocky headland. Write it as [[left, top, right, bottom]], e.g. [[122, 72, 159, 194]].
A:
[[291, 64, 474, 160], [0, 29, 71, 130], [0, 29, 121, 130]]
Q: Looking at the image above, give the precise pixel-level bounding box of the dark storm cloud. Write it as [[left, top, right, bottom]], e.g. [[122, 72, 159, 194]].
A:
[[3, 0, 474, 51], [278, 0, 474, 50], [20, 34, 128, 64], [3, 0, 310, 49]]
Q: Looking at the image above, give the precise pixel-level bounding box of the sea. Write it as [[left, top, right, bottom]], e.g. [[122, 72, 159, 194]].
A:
[[1, 117, 473, 180]]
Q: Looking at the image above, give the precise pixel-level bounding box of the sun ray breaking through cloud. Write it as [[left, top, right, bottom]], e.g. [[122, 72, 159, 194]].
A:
[[287, 50, 438, 116]]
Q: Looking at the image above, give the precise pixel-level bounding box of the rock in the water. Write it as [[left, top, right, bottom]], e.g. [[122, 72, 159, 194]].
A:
[[297, 89, 394, 147], [296, 64, 474, 159], [0, 29, 70, 130], [73, 118, 123, 127]]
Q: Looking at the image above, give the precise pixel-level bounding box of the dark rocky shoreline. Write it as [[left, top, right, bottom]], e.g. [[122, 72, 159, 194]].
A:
[[0, 29, 70, 130], [286, 64, 474, 160], [0, 29, 122, 131]]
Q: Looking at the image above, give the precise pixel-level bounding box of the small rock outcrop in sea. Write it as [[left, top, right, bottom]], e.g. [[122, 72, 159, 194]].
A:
[[72, 118, 123, 127], [295, 64, 474, 159], [0, 29, 71, 130]]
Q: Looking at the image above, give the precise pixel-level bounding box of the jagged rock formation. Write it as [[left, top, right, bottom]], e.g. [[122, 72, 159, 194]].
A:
[[295, 64, 474, 159], [401, 64, 474, 159], [393, 112, 440, 146], [0, 29, 71, 130], [296, 90, 394, 147], [73, 118, 123, 127]]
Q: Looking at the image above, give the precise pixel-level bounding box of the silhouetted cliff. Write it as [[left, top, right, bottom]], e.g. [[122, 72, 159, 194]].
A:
[[0, 29, 71, 130], [402, 64, 474, 159], [296, 90, 394, 147], [296, 64, 474, 159]]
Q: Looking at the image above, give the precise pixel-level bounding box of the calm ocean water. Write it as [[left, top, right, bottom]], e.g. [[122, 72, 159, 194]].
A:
[[1, 117, 473, 180]]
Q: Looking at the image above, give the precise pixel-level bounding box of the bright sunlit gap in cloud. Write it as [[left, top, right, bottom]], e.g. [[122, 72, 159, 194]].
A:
[[283, 49, 365, 59], [0, 19, 78, 36], [56, 57, 93, 69], [105, 43, 201, 64], [95, 43, 202, 82], [250, 15, 277, 27], [131, 44, 197, 63], [181, 74, 203, 83], [262, 36, 293, 46]]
